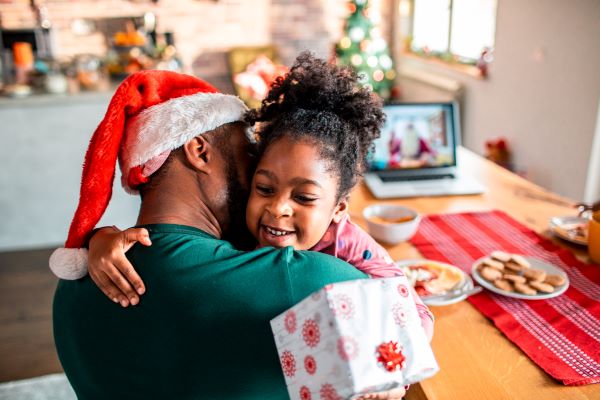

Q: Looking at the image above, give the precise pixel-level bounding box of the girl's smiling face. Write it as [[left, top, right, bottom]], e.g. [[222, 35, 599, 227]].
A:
[[246, 136, 347, 250]]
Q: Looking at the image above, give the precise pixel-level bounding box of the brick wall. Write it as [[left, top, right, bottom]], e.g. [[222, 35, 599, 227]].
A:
[[0, 0, 392, 92]]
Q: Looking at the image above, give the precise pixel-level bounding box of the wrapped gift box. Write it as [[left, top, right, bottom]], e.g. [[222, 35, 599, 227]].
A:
[[270, 277, 438, 400]]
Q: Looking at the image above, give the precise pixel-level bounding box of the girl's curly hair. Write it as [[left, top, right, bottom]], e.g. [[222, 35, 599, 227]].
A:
[[244, 51, 385, 201]]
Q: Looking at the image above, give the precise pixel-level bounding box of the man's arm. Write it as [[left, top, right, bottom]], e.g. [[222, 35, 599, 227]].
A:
[[284, 249, 367, 304]]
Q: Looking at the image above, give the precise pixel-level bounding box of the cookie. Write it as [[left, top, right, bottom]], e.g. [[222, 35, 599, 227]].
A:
[[480, 266, 503, 281], [503, 274, 526, 284], [514, 282, 537, 295], [523, 268, 546, 282], [544, 274, 566, 286], [504, 261, 524, 272], [529, 281, 555, 293], [491, 250, 512, 263], [493, 279, 513, 292], [481, 258, 505, 271], [510, 255, 531, 269]]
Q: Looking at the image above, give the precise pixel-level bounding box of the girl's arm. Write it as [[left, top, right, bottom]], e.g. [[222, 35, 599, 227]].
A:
[[88, 226, 151, 307]]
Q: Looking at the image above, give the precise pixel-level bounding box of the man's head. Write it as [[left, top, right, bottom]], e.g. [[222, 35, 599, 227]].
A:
[[49, 70, 251, 279], [139, 121, 257, 248]]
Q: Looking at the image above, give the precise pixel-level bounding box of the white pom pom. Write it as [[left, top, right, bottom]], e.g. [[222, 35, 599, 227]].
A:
[[49, 247, 89, 280]]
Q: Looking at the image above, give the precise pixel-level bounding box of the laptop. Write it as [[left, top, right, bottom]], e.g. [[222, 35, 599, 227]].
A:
[[364, 101, 485, 199]]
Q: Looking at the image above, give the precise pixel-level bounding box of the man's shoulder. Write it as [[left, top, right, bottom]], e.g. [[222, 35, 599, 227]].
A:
[[277, 248, 366, 304], [289, 247, 348, 265], [130, 224, 231, 259], [296, 249, 365, 273]]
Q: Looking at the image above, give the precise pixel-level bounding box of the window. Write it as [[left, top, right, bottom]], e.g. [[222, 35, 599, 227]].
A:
[[409, 0, 497, 64]]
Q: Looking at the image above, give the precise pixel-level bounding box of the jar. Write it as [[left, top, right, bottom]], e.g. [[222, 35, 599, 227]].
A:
[[75, 54, 103, 90]]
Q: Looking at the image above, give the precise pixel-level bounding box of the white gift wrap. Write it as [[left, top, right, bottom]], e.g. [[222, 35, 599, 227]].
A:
[[270, 277, 438, 400]]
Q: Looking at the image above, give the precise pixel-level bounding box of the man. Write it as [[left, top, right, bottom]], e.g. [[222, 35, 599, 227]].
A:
[[51, 71, 370, 399], [388, 121, 434, 168]]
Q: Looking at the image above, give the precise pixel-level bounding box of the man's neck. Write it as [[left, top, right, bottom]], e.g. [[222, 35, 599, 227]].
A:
[[136, 185, 222, 239]]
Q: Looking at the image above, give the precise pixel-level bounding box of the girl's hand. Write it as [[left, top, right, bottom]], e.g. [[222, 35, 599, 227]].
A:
[[88, 226, 152, 307], [357, 386, 406, 400]]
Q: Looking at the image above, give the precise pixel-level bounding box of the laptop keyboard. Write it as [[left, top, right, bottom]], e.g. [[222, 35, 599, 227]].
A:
[[379, 173, 455, 182]]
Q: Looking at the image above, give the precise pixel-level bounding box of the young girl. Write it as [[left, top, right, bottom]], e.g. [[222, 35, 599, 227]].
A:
[[86, 52, 433, 340]]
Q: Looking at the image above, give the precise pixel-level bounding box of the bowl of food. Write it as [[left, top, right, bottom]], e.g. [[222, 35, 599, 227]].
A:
[[362, 204, 420, 244]]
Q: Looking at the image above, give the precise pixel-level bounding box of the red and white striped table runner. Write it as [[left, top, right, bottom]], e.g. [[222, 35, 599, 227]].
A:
[[410, 210, 600, 385]]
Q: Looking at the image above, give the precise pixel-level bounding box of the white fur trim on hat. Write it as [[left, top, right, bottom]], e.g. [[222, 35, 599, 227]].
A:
[[49, 247, 89, 280], [119, 92, 248, 191]]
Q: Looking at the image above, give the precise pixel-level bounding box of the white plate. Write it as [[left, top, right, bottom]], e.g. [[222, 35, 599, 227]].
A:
[[549, 216, 588, 246], [396, 259, 472, 306], [471, 256, 569, 300]]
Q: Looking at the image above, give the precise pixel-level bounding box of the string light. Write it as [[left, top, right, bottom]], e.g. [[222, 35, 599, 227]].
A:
[[340, 37, 352, 49], [349, 27, 365, 41], [379, 54, 392, 69], [351, 54, 363, 66]]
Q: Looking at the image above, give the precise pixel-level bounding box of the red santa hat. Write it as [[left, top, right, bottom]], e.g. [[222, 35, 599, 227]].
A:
[[49, 70, 248, 279]]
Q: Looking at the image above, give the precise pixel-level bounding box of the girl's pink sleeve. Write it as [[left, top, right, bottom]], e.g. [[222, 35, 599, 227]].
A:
[[409, 285, 434, 341], [313, 215, 434, 341]]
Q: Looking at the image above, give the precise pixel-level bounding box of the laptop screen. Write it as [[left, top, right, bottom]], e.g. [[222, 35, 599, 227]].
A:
[[368, 102, 458, 171]]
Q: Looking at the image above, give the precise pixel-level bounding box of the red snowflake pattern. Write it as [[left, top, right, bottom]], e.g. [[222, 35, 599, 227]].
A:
[[324, 284, 334, 291], [391, 303, 408, 326], [397, 284, 410, 298], [280, 350, 296, 377], [302, 319, 321, 348], [300, 386, 312, 400], [304, 355, 317, 375], [331, 294, 355, 319], [284, 311, 297, 334], [337, 336, 359, 361], [319, 383, 342, 400]]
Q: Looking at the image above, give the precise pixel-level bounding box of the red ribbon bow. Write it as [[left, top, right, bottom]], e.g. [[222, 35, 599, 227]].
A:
[[377, 341, 406, 372]]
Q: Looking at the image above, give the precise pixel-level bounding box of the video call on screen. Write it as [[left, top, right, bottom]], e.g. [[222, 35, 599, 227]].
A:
[[369, 104, 456, 171]]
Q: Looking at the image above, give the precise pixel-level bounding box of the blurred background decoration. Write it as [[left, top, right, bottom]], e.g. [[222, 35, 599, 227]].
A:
[[484, 137, 512, 171], [335, 0, 395, 100], [228, 46, 287, 109]]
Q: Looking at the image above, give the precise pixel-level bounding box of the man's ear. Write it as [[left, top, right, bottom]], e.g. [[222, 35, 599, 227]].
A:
[[332, 197, 349, 223], [183, 135, 213, 174]]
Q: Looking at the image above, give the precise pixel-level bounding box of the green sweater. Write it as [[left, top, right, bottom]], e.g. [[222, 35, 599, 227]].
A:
[[53, 224, 366, 400]]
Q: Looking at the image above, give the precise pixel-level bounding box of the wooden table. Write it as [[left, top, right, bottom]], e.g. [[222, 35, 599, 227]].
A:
[[348, 148, 598, 400]]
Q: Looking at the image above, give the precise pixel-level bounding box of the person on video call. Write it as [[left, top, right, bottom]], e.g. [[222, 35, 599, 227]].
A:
[[388, 121, 434, 168]]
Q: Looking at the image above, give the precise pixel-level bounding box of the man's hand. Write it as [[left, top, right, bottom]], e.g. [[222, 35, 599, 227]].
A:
[[88, 226, 152, 307], [357, 386, 406, 400]]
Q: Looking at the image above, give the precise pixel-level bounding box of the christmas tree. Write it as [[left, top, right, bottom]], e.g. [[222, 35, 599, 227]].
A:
[[335, 0, 395, 99]]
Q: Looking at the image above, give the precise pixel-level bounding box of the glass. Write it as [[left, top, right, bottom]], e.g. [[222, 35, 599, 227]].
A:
[[411, 0, 497, 62], [75, 54, 103, 90], [412, 0, 450, 53], [589, 212, 600, 264], [450, 0, 497, 60]]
